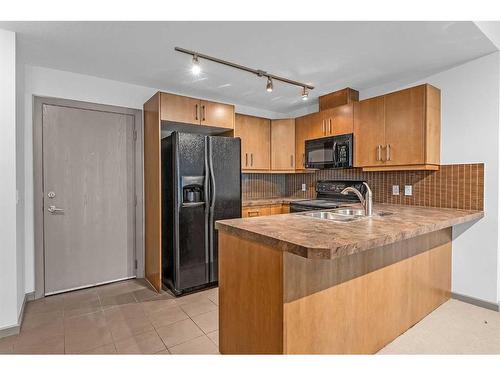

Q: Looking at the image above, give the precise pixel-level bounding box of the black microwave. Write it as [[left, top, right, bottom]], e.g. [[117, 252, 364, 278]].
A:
[[305, 133, 353, 169]]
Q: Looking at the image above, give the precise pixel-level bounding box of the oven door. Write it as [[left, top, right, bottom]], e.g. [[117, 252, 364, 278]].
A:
[[305, 133, 353, 169]]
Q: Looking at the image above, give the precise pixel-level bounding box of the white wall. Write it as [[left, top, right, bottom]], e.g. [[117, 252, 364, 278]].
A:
[[22, 65, 288, 293], [361, 52, 500, 304], [0, 29, 19, 329]]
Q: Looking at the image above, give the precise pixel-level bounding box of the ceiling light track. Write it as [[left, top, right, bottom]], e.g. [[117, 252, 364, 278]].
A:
[[175, 46, 314, 96]]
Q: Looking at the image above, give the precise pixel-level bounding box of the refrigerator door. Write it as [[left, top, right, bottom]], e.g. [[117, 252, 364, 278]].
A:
[[173, 132, 210, 292], [207, 136, 242, 282]]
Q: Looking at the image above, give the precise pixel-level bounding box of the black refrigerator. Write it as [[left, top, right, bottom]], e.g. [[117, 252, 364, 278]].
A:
[[161, 132, 241, 295]]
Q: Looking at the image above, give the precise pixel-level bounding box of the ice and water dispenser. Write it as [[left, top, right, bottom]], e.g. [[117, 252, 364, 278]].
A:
[[181, 176, 205, 205]]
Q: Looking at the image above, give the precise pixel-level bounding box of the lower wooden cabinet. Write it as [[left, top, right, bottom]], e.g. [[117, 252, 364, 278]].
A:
[[242, 203, 290, 218]]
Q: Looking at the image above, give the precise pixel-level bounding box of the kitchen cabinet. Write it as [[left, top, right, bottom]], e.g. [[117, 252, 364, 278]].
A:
[[355, 84, 440, 171], [235, 114, 270, 171], [320, 104, 355, 136], [319, 88, 359, 111], [242, 205, 272, 218], [200, 100, 235, 129], [271, 119, 295, 171], [242, 203, 289, 218], [160, 92, 235, 129], [353, 97, 385, 167], [295, 115, 310, 170]]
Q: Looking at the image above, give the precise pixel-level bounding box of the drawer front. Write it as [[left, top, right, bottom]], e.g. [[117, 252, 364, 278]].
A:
[[242, 206, 272, 218]]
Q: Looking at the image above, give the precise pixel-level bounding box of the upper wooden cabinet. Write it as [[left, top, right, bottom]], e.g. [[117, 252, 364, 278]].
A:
[[354, 84, 441, 171], [319, 88, 359, 111], [271, 119, 295, 171], [353, 97, 385, 168], [200, 100, 235, 129], [295, 115, 310, 170], [321, 104, 355, 136], [235, 114, 270, 171], [160, 92, 234, 129]]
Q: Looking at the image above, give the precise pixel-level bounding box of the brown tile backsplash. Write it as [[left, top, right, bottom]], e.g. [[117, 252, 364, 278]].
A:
[[242, 163, 484, 211]]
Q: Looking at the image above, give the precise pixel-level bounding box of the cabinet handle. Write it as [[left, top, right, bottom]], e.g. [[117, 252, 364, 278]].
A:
[[195, 104, 199, 120], [251, 153, 254, 166], [248, 210, 260, 217], [377, 145, 381, 161], [290, 155, 294, 167], [386, 144, 391, 161], [245, 153, 248, 167], [202, 105, 206, 121], [329, 118, 332, 134]]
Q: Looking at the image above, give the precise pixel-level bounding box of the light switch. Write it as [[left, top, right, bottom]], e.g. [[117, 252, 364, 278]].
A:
[[392, 185, 400, 196], [404, 185, 413, 196], [301, 183, 307, 192]]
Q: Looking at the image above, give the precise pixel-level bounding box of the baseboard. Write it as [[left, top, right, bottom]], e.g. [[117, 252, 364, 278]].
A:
[[451, 292, 500, 312], [0, 291, 35, 339]]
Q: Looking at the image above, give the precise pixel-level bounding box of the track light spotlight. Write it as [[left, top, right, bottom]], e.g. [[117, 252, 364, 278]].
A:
[[191, 55, 201, 75], [301, 87, 309, 101], [266, 77, 273, 92]]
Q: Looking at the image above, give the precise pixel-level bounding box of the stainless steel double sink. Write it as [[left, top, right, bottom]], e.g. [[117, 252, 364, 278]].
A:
[[300, 208, 391, 222]]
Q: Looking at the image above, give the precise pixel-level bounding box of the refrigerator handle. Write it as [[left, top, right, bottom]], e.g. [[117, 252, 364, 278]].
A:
[[204, 137, 210, 279], [208, 139, 216, 267]]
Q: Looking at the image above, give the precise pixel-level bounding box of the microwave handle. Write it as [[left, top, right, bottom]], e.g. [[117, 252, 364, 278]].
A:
[[333, 141, 337, 165]]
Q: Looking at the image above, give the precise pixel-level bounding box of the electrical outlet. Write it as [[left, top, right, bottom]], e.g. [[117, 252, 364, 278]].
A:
[[392, 185, 400, 196], [404, 185, 413, 196], [301, 183, 307, 192]]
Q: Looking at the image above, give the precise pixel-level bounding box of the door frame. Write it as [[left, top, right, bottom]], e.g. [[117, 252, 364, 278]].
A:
[[33, 96, 145, 299]]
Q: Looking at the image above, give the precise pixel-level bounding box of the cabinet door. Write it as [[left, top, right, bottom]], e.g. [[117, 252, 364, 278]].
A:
[[200, 100, 235, 129], [384, 86, 425, 166], [160, 93, 200, 124], [308, 112, 328, 139], [234, 114, 270, 170], [328, 103, 354, 136], [354, 98, 386, 167], [271, 119, 295, 170], [295, 116, 309, 170], [270, 204, 283, 215]]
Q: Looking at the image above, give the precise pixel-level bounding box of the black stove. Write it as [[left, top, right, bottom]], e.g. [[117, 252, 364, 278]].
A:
[[290, 180, 367, 213]]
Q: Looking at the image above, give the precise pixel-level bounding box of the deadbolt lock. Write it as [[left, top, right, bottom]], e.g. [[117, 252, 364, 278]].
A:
[[47, 191, 56, 198]]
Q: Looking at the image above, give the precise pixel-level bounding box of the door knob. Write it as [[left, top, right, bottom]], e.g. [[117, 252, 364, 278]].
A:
[[48, 205, 64, 214]]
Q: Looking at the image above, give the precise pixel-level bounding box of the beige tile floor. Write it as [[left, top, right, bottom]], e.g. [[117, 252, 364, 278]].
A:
[[0, 279, 219, 354], [378, 299, 500, 354], [1, 279, 499, 354]]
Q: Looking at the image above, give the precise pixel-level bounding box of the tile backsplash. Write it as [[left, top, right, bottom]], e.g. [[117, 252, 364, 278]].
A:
[[243, 163, 484, 211]]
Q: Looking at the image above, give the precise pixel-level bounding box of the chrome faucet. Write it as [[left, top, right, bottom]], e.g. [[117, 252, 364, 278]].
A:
[[340, 182, 373, 216]]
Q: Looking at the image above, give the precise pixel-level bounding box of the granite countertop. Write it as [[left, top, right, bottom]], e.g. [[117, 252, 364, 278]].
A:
[[242, 197, 307, 207], [216, 204, 484, 260]]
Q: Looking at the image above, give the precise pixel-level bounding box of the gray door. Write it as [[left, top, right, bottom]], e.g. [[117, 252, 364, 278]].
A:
[[42, 104, 136, 295]]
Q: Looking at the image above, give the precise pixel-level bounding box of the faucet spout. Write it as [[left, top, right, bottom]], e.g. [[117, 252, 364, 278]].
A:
[[340, 182, 373, 216]]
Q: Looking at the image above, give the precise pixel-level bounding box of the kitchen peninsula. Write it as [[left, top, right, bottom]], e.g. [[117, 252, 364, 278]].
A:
[[215, 204, 483, 354]]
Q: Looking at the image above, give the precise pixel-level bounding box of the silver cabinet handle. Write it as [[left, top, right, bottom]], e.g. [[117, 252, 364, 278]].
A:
[[386, 144, 391, 161], [202, 105, 206, 121], [321, 120, 325, 135], [377, 145, 382, 161], [48, 205, 64, 214], [195, 104, 199, 121], [329, 118, 332, 134], [250, 153, 254, 166], [290, 154, 294, 167], [245, 153, 248, 167]]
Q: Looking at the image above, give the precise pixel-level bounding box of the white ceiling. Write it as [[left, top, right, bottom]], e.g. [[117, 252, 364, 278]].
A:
[[0, 21, 497, 113]]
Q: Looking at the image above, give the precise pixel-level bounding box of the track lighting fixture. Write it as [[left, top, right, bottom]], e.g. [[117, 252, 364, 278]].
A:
[[301, 87, 309, 101], [191, 54, 201, 75], [175, 47, 314, 100], [266, 77, 273, 92]]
